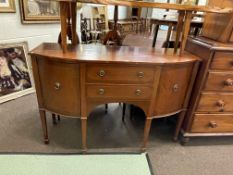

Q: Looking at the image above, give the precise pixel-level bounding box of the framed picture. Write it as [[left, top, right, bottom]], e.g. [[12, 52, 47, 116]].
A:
[[19, 0, 60, 24], [0, 42, 34, 104], [0, 0, 16, 12]]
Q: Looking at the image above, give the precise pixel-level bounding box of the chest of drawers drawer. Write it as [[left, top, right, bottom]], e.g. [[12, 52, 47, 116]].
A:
[[210, 52, 233, 70], [86, 85, 152, 100], [204, 72, 233, 92], [86, 64, 155, 84], [191, 114, 233, 133], [197, 93, 233, 112]]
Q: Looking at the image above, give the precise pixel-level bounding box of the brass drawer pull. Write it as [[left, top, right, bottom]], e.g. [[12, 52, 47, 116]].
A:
[[98, 88, 105, 95], [173, 84, 179, 92], [216, 100, 225, 112], [135, 89, 141, 96], [98, 70, 106, 77], [137, 72, 144, 78], [224, 78, 233, 86], [209, 121, 218, 128], [54, 82, 61, 90]]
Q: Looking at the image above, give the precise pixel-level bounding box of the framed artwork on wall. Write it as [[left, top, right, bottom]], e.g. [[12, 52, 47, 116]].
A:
[[0, 42, 34, 104], [0, 0, 16, 12], [19, 0, 60, 24]]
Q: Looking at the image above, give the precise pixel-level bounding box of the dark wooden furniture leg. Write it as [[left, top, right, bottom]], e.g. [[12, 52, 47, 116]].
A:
[[57, 115, 61, 121], [105, 104, 108, 114], [52, 113, 57, 125], [122, 103, 126, 122], [152, 24, 159, 47], [39, 110, 49, 144]]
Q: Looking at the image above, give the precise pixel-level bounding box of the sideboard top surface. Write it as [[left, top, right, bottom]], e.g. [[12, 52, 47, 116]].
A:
[[30, 43, 199, 65]]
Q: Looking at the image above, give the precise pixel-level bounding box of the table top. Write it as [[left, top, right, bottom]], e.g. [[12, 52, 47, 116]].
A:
[[73, 0, 232, 14], [150, 16, 204, 24], [30, 43, 199, 65]]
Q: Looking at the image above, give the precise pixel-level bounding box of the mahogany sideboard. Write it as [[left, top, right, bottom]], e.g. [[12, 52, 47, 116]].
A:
[[30, 43, 200, 151], [182, 36, 233, 144]]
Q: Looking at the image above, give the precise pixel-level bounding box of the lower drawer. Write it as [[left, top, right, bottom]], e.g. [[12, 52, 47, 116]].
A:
[[191, 114, 233, 133], [86, 85, 152, 100]]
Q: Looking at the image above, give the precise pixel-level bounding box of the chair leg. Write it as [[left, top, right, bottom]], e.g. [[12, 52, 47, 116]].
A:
[[105, 104, 108, 114], [52, 113, 57, 125], [57, 115, 61, 121]]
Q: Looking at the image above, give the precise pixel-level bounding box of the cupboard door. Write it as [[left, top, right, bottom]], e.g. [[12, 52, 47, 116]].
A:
[[38, 58, 81, 116]]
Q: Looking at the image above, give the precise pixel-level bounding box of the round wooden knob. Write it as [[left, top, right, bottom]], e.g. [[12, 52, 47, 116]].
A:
[[137, 72, 144, 78], [135, 89, 141, 96], [98, 88, 105, 95], [224, 78, 233, 86], [98, 70, 106, 77], [216, 100, 225, 112], [54, 82, 61, 90], [209, 121, 217, 128]]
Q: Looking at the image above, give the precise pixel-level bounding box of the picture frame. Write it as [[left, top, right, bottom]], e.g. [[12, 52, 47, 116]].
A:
[[19, 0, 60, 24], [0, 0, 16, 13], [0, 41, 34, 104]]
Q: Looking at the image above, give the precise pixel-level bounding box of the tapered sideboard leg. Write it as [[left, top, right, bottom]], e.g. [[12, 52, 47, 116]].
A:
[[39, 110, 49, 144], [141, 118, 152, 152], [81, 118, 87, 152]]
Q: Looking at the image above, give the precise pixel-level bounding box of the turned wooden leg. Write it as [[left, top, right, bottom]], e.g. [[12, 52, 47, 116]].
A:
[[173, 111, 185, 141], [39, 110, 49, 144], [52, 113, 57, 125], [81, 118, 87, 152], [122, 103, 126, 122], [141, 118, 152, 152], [105, 104, 108, 114]]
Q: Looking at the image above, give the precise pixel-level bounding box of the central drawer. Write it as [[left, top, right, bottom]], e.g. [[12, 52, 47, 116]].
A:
[[86, 85, 152, 100], [86, 64, 155, 84], [197, 93, 233, 112]]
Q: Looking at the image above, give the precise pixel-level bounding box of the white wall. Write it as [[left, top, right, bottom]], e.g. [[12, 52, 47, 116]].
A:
[[0, 2, 123, 50], [0, 0, 61, 50]]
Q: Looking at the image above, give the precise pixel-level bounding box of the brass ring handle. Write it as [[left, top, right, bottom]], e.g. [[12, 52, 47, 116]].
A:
[[98, 70, 106, 77], [216, 100, 225, 112], [173, 84, 179, 92], [209, 121, 218, 128], [137, 72, 144, 78], [224, 78, 233, 86], [135, 89, 141, 96], [98, 88, 105, 95], [54, 82, 61, 90]]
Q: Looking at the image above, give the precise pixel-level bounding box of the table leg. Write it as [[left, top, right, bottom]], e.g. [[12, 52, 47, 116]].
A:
[[71, 1, 79, 45], [174, 11, 185, 53], [179, 11, 192, 56], [152, 24, 159, 48], [81, 117, 87, 152], [165, 24, 173, 48], [39, 110, 49, 144], [141, 118, 152, 151], [59, 1, 69, 52]]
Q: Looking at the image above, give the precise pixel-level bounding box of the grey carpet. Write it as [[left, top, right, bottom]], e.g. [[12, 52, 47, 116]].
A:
[[0, 93, 233, 175]]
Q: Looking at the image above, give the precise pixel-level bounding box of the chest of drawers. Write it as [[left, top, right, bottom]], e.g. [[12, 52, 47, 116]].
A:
[[30, 43, 199, 151], [182, 37, 233, 144]]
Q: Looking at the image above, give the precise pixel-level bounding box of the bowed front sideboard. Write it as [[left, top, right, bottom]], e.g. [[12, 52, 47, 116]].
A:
[[30, 43, 200, 151]]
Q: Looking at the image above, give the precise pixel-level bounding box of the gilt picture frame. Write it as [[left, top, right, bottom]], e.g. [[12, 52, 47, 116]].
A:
[[0, 0, 16, 13], [0, 41, 34, 104], [19, 0, 60, 24]]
